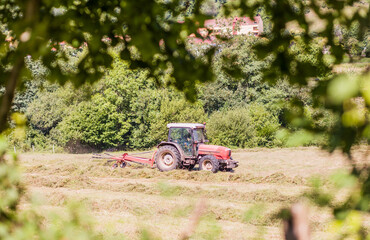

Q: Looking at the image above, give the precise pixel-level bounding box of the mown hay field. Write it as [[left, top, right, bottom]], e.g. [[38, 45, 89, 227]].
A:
[[18, 147, 369, 239]]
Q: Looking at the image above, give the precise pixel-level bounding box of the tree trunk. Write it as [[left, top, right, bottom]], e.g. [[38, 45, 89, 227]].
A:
[[0, 59, 24, 133]]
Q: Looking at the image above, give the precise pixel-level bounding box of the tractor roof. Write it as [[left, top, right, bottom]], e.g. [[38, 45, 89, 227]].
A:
[[167, 123, 205, 129]]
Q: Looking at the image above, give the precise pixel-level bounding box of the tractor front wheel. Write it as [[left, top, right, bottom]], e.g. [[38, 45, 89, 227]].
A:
[[155, 145, 180, 172], [199, 155, 219, 173]]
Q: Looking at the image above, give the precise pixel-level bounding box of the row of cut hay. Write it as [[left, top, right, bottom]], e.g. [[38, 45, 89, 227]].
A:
[[23, 174, 301, 204], [24, 162, 306, 185]]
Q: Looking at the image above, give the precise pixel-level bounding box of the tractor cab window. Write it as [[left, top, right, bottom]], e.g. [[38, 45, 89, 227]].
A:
[[193, 128, 205, 143], [169, 127, 192, 156]]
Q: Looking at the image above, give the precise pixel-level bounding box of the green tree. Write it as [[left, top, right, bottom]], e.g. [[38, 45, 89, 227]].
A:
[[199, 35, 306, 127]]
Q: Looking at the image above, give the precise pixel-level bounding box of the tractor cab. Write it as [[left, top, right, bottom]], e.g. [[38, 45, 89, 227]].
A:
[[167, 123, 207, 157]]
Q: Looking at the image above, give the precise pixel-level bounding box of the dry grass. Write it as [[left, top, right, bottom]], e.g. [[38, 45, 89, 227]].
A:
[[17, 147, 369, 240]]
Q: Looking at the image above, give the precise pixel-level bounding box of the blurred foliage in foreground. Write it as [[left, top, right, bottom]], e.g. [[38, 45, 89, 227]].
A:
[[0, 135, 104, 240], [0, 0, 369, 239]]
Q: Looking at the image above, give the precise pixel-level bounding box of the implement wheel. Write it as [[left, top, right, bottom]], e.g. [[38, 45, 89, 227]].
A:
[[199, 155, 219, 173], [155, 145, 180, 172], [120, 162, 127, 168]]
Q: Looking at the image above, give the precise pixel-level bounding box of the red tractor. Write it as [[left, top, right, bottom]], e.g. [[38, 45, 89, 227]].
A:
[[98, 123, 238, 173], [155, 123, 238, 172]]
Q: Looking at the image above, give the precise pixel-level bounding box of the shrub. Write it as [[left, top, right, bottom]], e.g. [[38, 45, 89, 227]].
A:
[[54, 94, 131, 151], [207, 104, 281, 148]]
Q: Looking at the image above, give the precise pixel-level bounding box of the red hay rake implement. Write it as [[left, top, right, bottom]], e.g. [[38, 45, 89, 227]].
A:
[[92, 151, 156, 169]]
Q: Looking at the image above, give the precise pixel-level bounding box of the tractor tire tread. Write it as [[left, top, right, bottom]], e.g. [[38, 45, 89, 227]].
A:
[[155, 145, 180, 172]]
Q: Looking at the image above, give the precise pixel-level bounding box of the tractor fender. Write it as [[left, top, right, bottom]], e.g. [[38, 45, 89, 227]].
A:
[[156, 142, 185, 163]]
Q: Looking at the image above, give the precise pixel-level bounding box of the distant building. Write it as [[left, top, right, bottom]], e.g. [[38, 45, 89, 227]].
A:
[[189, 15, 263, 45], [204, 15, 263, 36]]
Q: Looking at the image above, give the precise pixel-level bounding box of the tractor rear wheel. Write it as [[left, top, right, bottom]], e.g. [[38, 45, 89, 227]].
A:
[[199, 155, 219, 173], [155, 145, 180, 172]]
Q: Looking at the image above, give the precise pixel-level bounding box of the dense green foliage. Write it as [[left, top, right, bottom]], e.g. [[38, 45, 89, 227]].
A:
[[11, 39, 310, 151], [1, 0, 368, 153], [8, 32, 366, 152]]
